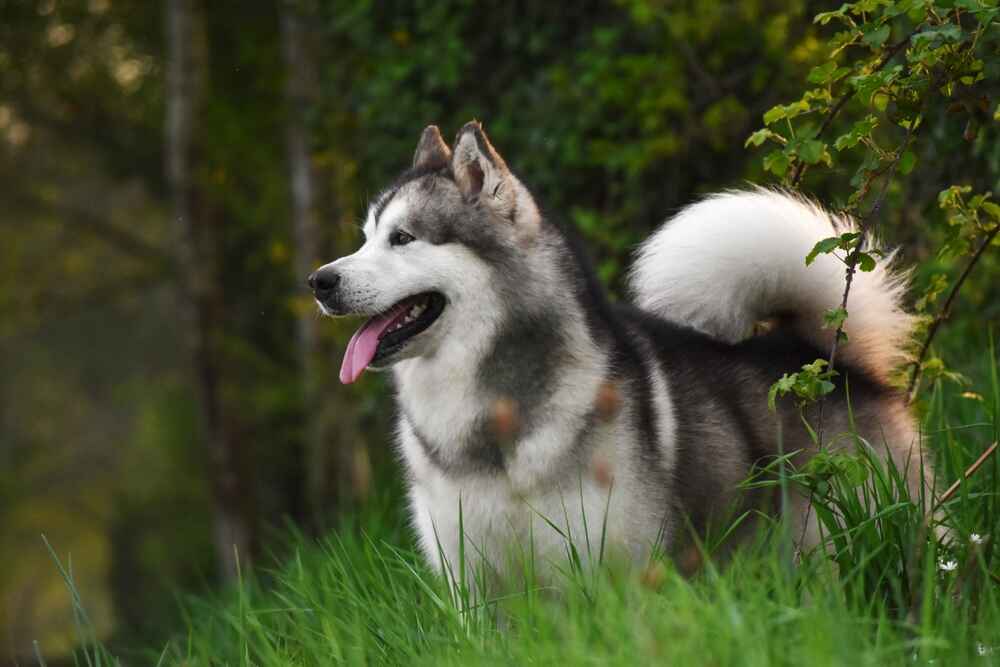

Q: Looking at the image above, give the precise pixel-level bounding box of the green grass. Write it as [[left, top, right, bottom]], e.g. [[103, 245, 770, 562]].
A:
[[56, 349, 1000, 666]]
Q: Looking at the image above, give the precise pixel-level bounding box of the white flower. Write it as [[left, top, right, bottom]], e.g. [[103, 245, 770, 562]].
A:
[[938, 559, 958, 572], [977, 642, 993, 656], [971, 533, 986, 545]]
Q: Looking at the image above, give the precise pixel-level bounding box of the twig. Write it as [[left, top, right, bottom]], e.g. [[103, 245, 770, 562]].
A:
[[816, 123, 919, 442], [800, 124, 920, 552], [906, 224, 1000, 403], [790, 29, 920, 187], [932, 441, 998, 513]]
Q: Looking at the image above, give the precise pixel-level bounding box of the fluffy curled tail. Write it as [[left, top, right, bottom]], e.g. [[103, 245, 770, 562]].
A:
[[629, 189, 915, 383]]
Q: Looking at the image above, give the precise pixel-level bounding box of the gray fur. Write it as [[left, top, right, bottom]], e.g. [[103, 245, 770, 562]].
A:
[[477, 310, 569, 418], [401, 409, 506, 476]]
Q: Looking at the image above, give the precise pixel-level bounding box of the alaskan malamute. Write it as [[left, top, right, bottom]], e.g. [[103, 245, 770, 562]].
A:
[[309, 121, 925, 579]]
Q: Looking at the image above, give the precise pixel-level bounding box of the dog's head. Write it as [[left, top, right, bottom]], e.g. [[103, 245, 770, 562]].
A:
[[310, 122, 543, 384]]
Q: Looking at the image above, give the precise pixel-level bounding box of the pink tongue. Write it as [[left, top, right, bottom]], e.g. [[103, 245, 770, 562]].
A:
[[339, 305, 408, 384]]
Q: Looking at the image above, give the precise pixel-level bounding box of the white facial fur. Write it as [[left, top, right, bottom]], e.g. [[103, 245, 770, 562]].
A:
[[314, 190, 501, 366]]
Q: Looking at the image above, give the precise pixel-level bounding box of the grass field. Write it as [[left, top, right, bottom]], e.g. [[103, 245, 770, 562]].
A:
[[55, 348, 1000, 666]]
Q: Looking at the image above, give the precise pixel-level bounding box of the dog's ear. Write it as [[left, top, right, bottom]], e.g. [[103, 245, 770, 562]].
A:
[[452, 120, 508, 198], [451, 120, 540, 231], [413, 125, 452, 169]]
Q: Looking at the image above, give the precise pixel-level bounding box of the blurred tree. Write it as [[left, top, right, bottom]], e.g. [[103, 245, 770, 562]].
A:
[[281, 0, 343, 528], [166, 0, 258, 578]]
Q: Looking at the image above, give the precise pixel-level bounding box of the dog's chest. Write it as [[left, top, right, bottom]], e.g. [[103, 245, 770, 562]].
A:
[[397, 415, 649, 577], [394, 357, 486, 448], [403, 446, 624, 577]]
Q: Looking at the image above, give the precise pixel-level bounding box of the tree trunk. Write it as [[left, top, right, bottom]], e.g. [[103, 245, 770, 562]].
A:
[[280, 0, 329, 525], [166, 0, 256, 579], [280, 1, 368, 527]]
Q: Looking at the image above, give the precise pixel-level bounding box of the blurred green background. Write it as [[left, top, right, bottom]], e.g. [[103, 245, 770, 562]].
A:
[[1, 0, 997, 662]]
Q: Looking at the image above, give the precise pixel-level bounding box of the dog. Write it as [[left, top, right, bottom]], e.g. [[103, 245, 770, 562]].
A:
[[309, 121, 926, 581]]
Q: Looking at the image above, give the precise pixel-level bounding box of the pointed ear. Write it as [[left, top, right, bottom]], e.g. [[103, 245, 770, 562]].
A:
[[413, 125, 452, 169], [451, 120, 508, 199], [451, 120, 540, 232]]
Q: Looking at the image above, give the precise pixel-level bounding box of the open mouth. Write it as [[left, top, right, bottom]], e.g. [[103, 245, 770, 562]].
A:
[[339, 292, 446, 384]]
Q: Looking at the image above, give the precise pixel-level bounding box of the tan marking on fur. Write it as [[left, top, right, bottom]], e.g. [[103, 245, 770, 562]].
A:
[[490, 396, 521, 444], [594, 379, 623, 422]]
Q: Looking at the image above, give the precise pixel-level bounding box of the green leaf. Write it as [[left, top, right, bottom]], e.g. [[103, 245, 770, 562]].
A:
[[801, 358, 829, 375], [807, 62, 838, 84], [856, 252, 876, 272], [862, 24, 891, 48], [745, 128, 779, 148], [850, 67, 901, 105], [763, 105, 786, 125], [852, 0, 885, 14], [768, 374, 796, 411], [885, 0, 920, 17], [823, 307, 848, 330], [973, 6, 1000, 27], [898, 151, 917, 175], [806, 237, 841, 265], [838, 231, 861, 249], [910, 25, 964, 50], [938, 185, 972, 210], [981, 202, 1000, 221], [834, 115, 878, 150], [798, 139, 826, 164], [815, 4, 852, 25], [763, 100, 810, 125], [915, 273, 949, 312], [763, 150, 790, 177]]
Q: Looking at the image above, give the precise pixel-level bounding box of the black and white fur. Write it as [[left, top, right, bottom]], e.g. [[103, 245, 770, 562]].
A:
[[311, 122, 925, 579]]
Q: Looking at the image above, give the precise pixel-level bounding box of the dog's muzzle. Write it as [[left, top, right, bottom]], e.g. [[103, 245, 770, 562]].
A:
[[307, 266, 341, 310]]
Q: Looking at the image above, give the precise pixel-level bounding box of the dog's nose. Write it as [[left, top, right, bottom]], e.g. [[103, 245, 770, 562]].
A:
[[308, 267, 340, 295]]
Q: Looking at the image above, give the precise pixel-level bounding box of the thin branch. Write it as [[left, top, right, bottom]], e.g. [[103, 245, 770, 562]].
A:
[[906, 224, 1000, 403], [931, 441, 998, 513], [790, 28, 920, 187], [797, 129, 916, 550], [816, 124, 919, 442]]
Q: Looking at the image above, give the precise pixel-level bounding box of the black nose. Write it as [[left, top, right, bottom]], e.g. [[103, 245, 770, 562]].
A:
[[308, 267, 340, 294]]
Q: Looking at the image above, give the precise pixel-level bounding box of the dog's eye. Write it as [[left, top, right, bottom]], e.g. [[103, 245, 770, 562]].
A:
[[390, 230, 415, 246]]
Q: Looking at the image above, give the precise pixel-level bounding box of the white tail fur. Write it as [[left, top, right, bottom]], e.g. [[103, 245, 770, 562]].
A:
[[629, 189, 915, 383]]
